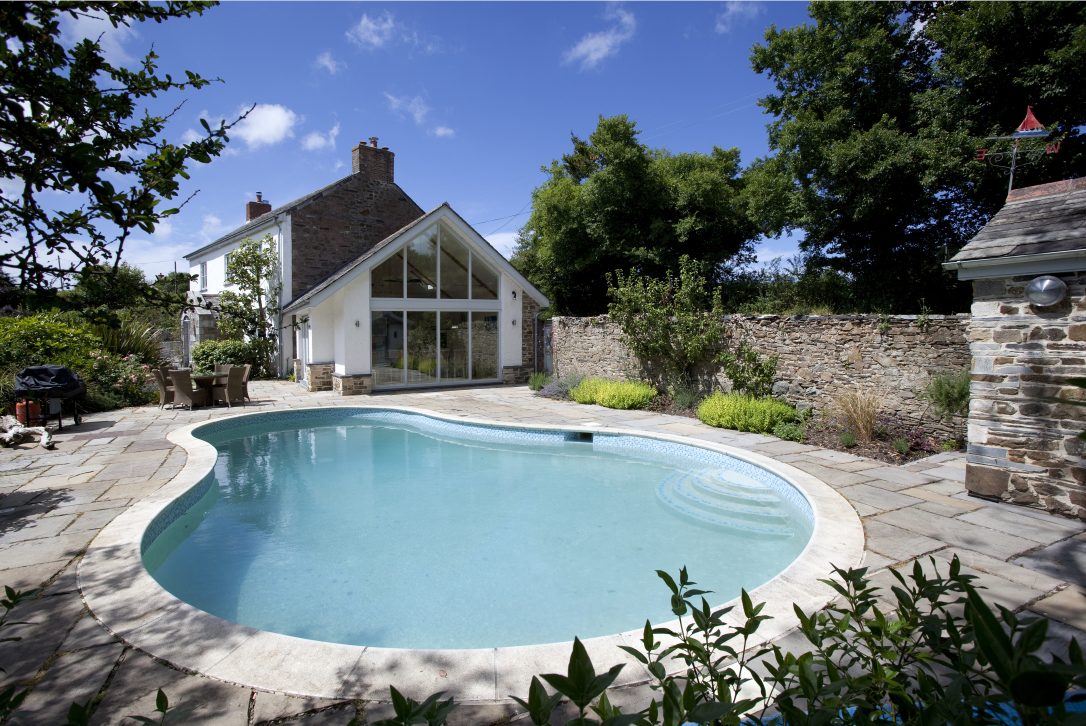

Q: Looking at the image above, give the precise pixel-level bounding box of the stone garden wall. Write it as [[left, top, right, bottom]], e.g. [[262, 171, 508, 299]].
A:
[[965, 272, 1086, 520], [552, 314, 971, 436]]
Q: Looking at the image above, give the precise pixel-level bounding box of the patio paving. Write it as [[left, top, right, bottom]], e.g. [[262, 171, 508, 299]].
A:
[[0, 381, 1083, 725]]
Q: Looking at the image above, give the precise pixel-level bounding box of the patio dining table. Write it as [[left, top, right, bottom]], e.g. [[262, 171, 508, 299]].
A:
[[192, 373, 225, 401]]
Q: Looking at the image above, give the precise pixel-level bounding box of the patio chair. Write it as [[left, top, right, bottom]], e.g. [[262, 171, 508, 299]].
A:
[[168, 369, 209, 410], [212, 366, 246, 408], [241, 364, 252, 402], [152, 368, 175, 409]]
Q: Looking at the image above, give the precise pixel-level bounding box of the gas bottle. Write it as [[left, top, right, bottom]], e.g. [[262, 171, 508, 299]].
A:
[[15, 399, 41, 426]]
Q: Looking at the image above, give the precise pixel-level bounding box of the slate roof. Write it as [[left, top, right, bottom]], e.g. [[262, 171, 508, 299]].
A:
[[949, 178, 1086, 263]]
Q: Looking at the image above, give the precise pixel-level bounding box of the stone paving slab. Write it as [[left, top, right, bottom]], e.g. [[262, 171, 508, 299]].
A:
[[0, 382, 1083, 725]]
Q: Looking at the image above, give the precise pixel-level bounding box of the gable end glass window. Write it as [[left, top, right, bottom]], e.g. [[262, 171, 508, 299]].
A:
[[371, 225, 502, 301]]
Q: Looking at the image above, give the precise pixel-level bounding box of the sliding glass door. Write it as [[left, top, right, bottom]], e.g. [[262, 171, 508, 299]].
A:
[[371, 310, 499, 389]]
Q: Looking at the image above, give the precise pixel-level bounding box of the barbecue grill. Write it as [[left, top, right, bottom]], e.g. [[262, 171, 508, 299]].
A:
[[14, 365, 85, 429]]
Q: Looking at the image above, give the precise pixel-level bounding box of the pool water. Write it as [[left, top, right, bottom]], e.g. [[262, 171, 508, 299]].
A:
[[143, 410, 812, 649]]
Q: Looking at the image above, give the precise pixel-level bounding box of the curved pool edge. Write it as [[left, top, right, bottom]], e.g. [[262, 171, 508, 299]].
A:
[[78, 404, 864, 703]]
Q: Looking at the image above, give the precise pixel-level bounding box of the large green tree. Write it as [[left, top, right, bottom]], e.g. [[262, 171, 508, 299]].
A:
[[747, 1, 1086, 313], [513, 115, 757, 315], [0, 2, 237, 298], [217, 235, 280, 376]]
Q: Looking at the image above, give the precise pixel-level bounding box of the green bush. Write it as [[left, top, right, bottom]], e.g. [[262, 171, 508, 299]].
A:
[[528, 372, 552, 391], [191, 339, 260, 375], [81, 351, 155, 410], [717, 341, 778, 397], [596, 381, 656, 410], [924, 369, 971, 419], [696, 392, 797, 433], [537, 374, 584, 400], [569, 377, 608, 404], [0, 314, 99, 371], [772, 420, 806, 442], [840, 430, 858, 448], [670, 387, 699, 410], [893, 436, 911, 455]]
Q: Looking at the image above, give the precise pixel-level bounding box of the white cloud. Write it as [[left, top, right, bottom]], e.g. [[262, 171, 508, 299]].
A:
[[233, 104, 300, 150], [563, 6, 636, 71], [180, 128, 202, 144], [315, 51, 344, 74], [385, 93, 431, 125], [347, 12, 396, 49], [201, 213, 228, 241], [153, 220, 173, 240], [121, 237, 193, 280], [715, 1, 763, 34], [60, 9, 138, 65], [429, 126, 455, 139], [302, 122, 341, 151], [485, 232, 518, 260]]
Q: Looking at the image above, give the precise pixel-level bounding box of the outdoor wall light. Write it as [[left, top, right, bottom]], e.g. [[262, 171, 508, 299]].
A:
[[512, 290, 517, 300], [512, 319, 517, 326], [1025, 275, 1067, 307], [355, 320, 360, 327]]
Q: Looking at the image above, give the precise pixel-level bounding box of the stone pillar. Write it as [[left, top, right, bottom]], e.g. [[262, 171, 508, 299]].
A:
[[332, 373, 373, 395], [305, 362, 334, 392]]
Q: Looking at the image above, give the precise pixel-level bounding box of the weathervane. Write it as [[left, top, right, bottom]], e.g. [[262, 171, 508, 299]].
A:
[[975, 106, 1061, 194]]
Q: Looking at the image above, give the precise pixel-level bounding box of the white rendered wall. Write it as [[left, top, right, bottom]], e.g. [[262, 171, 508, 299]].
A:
[[308, 304, 334, 363], [500, 275, 523, 367]]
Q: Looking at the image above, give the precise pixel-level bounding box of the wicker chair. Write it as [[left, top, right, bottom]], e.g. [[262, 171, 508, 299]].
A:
[[241, 364, 252, 402], [152, 368, 175, 409], [212, 366, 246, 408], [168, 370, 209, 410]]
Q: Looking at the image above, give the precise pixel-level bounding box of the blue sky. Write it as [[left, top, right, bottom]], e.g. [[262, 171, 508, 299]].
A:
[[64, 1, 813, 279]]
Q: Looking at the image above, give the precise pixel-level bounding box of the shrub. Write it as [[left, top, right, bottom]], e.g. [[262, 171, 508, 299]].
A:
[[0, 314, 99, 371], [718, 341, 778, 397], [925, 369, 971, 419], [697, 393, 797, 433], [595, 381, 656, 410], [528, 372, 552, 391], [670, 387, 699, 410], [569, 377, 609, 404], [81, 351, 155, 410], [835, 387, 881, 441], [537, 374, 584, 400], [772, 420, 805, 442], [191, 339, 261, 375], [893, 436, 911, 455], [607, 255, 727, 391], [840, 430, 858, 448]]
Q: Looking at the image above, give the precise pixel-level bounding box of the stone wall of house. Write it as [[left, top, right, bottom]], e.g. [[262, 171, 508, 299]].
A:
[[305, 362, 333, 392], [289, 176, 424, 299], [332, 373, 372, 395], [552, 314, 971, 435], [965, 272, 1086, 520], [520, 295, 543, 376]]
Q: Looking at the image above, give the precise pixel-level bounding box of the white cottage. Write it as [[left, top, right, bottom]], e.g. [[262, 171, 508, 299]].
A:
[[184, 138, 549, 393]]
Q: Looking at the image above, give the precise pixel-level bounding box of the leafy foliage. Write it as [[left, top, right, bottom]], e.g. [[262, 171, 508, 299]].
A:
[[607, 255, 727, 392], [0, 2, 239, 295], [719, 255, 855, 314], [696, 393, 797, 434], [88, 321, 163, 365], [80, 352, 155, 411], [924, 369, 971, 420], [191, 339, 261, 376], [771, 420, 805, 443], [569, 378, 657, 410], [216, 235, 281, 377], [718, 341, 777, 398], [0, 314, 100, 371], [747, 1, 1086, 313], [513, 115, 756, 315]]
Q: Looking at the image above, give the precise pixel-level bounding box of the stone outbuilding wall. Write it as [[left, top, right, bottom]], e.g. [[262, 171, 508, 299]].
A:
[[965, 272, 1086, 520], [552, 314, 971, 435]]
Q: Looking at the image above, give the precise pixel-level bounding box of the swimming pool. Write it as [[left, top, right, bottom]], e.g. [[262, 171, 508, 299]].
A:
[[79, 402, 864, 702], [141, 409, 813, 648]]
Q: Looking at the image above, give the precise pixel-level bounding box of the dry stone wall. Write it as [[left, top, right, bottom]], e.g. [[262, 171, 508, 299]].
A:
[[965, 272, 1086, 520], [552, 314, 971, 435]]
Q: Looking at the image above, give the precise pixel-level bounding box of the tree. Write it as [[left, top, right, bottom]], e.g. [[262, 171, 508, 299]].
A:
[[747, 1, 1086, 313], [513, 115, 757, 316], [217, 235, 280, 376], [0, 2, 239, 298]]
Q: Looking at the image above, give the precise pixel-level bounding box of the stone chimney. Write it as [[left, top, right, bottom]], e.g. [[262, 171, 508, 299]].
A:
[[351, 136, 394, 182], [245, 192, 272, 222]]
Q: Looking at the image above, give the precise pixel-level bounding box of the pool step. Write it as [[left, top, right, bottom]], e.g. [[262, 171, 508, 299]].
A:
[[656, 471, 796, 538]]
